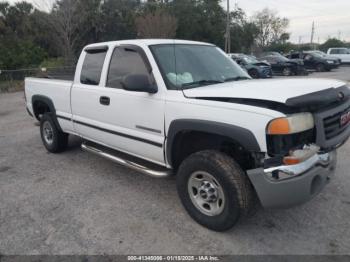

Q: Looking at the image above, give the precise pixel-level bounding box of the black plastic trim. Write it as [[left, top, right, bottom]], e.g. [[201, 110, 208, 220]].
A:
[[57, 115, 163, 148], [136, 125, 162, 134], [26, 106, 33, 117], [32, 95, 63, 131], [286, 85, 350, 108], [120, 44, 153, 73], [84, 45, 109, 53], [166, 119, 261, 166], [56, 115, 71, 122]]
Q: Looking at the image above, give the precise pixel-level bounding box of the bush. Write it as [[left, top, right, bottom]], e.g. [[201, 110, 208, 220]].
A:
[[0, 40, 47, 70]]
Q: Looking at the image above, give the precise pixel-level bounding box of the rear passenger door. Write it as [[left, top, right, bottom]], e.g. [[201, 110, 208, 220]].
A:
[[71, 45, 166, 166]]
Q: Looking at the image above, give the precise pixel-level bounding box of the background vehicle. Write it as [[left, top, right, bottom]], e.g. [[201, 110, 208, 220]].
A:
[[258, 54, 307, 76], [229, 53, 272, 79], [25, 39, 350, 231], [287, 51, 339, 71], [307, 50, 342, 65], [327, 48, 350, 63]]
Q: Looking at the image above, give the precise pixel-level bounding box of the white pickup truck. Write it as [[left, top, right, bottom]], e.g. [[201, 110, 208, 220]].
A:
[[25, 39, 350, 231]]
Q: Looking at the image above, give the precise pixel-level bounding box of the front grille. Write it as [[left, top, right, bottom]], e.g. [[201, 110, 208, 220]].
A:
[[314, 99, 350, 149], [323, 104, 350, 139]]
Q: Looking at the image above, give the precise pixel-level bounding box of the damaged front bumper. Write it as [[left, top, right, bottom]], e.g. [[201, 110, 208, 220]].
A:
[[247, 150, 337, 209]]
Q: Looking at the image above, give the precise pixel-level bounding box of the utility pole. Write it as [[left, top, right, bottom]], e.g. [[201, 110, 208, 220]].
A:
[[225, 0, 231, 53], [310, 21, 315, 49]]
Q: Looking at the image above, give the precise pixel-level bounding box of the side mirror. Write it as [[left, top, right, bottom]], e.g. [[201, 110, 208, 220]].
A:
[[122, 74, 158, 94]]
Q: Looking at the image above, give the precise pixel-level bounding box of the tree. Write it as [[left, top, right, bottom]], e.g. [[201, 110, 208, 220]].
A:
[[253, 8, 289, 48], [169, 0, 226, 48], [99, 0, 140, 42], [0, 2, 47, 69], [229, 5, 258, 53], [50, 0, 81, 62], [319, 38, 347, 52], [136, 8, 177, 38]]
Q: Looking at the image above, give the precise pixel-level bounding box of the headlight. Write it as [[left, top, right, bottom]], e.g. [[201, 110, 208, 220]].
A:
[[327, 60, 334, 64], [267, 113, 314, 135]]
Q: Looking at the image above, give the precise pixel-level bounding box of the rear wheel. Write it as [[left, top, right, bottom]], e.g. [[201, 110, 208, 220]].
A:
[[176, 150, 255, 231], [316, 63, 326, 72], [40, 113, 68, 153]]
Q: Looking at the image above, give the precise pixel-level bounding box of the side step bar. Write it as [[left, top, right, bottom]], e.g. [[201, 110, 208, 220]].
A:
[[81, 142, 172, 178]]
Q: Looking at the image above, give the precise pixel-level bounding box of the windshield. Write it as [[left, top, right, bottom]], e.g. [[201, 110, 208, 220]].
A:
[[276, 55, 289, 62], [150, 44, 250, 89], [308, 52, 323, 58], [313, 50, 326, 56], [242, 55, 259, 64]]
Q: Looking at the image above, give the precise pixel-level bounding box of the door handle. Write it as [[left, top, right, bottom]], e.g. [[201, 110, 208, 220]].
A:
[[100, 96, 110, 106]]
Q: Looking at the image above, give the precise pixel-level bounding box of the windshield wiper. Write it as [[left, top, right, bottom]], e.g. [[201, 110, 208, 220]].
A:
[[181, 79, 224, 89], [224, 76, 251, 82]]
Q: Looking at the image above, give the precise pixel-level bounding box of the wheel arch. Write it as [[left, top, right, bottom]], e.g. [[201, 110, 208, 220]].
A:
[[166, 119, 261, 170], [32, 95, 63, 131]]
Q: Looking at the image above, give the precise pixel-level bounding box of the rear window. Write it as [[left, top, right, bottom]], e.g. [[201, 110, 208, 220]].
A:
[[80, 49, 107, 85]]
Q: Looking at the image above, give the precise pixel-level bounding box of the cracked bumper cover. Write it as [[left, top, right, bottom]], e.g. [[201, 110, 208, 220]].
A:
[[247, 151, 337, 209]]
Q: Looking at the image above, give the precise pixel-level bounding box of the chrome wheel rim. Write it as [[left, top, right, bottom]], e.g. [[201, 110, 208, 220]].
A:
[[188, 171, 225, 216], [43, 121, 54, 145]]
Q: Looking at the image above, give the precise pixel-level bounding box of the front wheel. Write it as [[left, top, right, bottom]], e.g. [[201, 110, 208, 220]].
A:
[[316, 63, 326, 72], [176, 150, 255, 231], [282, 67, 292, 76], [248, 69, 260, 79], [40, 113, 68, 153]]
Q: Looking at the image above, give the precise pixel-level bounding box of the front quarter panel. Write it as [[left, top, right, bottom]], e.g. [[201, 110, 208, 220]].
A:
[[165, 91, 284, 156]]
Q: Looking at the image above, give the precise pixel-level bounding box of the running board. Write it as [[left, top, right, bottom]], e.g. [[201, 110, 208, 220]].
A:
[[81, 142, 172, 178]]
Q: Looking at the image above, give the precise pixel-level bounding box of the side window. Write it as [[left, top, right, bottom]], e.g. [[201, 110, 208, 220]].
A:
[[107, 47, 149, 89], [330, 49, 338, 54], [338, 49, 347, 54], [80, 50, 107, 85]]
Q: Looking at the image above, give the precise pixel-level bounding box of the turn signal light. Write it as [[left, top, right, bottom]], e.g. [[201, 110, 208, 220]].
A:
[[267, 113, 315, 135], [267, 118, 290, 135], [283, 156, 301, 165]]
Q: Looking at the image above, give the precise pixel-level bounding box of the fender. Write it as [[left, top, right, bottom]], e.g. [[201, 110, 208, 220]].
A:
[[166, 119, 261, 166], [31, 95, 63, 132]]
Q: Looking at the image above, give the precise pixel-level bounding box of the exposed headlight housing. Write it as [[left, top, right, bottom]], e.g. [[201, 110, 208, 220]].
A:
[[267, 113, 315, 135]]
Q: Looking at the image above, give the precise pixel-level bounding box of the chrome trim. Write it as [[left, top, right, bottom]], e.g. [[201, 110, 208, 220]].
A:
[[81, 143, 172, 178], [264, 152, 332, 178]]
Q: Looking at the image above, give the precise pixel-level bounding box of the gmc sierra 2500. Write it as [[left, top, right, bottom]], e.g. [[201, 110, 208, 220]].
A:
[[25, 39, 350, 231]]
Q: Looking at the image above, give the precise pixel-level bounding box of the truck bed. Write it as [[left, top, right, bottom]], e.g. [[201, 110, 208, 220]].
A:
[[25, 77, 73, 120]]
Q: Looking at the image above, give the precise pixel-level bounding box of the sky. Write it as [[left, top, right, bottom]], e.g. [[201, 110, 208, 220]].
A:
[[4, 0, 350, 43], [223, 0, 350, 43]]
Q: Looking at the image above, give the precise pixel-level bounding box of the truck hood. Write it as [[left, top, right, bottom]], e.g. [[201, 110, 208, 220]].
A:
[[183, 78, 347, 105]]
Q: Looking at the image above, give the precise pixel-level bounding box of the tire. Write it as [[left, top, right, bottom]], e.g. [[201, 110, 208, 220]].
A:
[[248, 69, 260, 79], [282, 67, 292, 76], [316, 63, 325, 72], [176, 150, 255, 231], [40, 113, 68, 153]]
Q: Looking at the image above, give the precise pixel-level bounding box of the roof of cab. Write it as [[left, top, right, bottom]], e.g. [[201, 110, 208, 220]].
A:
[[84, 39, 214, 49]]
